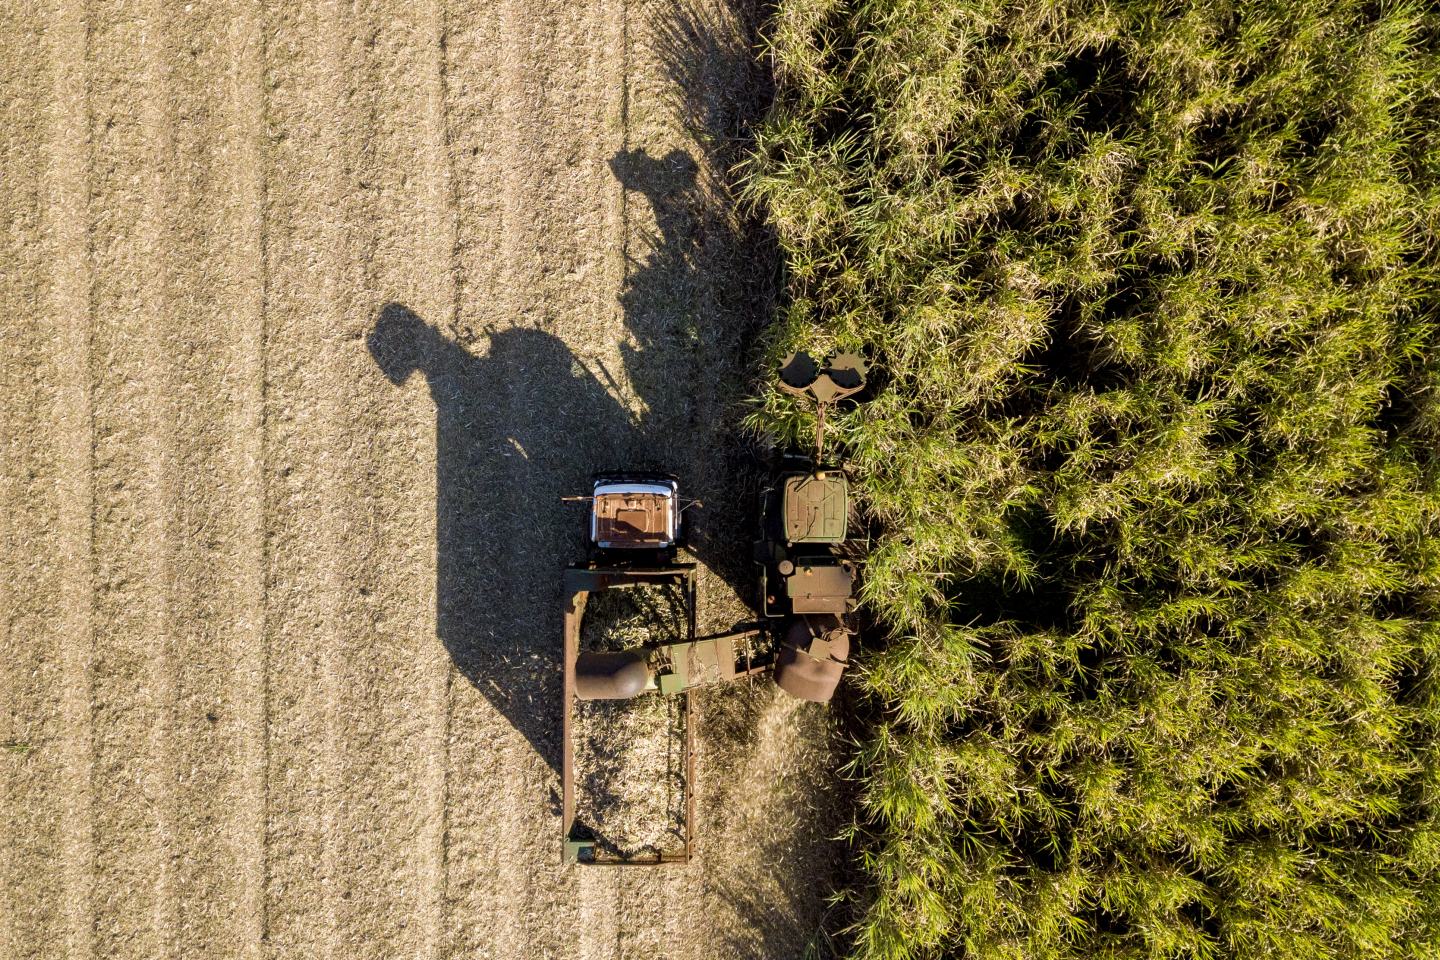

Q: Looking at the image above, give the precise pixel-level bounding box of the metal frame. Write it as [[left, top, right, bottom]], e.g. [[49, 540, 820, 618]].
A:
[[561, 563, 698, 865]]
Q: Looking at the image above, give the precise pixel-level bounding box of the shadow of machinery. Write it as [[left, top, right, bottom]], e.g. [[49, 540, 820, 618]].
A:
[[606, 0, 782, 610], [367, 9, 844, 952], [363, 0, 776, 773], [366, 121, 763, 772], [366, 125, 764, 766], [369, 303, 640, 772]]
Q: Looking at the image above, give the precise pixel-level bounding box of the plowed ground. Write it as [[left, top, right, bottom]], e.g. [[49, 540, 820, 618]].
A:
[[0, 2, 842, 957]]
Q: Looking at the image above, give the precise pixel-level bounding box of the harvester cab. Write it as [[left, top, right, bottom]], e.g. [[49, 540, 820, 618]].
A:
[[563, 473, 694, 561]]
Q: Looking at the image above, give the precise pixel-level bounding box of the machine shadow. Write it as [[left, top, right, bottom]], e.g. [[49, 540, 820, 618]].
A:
[[366, 8, 796, 905], [367, 132, 757, 775], [366, 143, 757, 767], [607, 145, 759, 602], [369, 303, 639, 773]]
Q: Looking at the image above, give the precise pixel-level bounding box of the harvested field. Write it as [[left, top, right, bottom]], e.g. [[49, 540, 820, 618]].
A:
[[0, 1, 844, 959]]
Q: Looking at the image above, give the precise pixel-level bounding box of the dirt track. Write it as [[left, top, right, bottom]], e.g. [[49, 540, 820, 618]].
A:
[[0, 2, 842, 958]]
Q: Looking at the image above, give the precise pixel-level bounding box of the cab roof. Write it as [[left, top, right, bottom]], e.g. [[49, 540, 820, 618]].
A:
[[591, 481, 677, 549]]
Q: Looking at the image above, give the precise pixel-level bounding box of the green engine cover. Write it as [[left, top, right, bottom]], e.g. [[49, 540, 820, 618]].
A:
[[782, 473, 849, 544]]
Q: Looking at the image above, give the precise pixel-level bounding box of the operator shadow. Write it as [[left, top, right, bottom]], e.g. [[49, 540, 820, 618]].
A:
[[369, 304, 639, 775]]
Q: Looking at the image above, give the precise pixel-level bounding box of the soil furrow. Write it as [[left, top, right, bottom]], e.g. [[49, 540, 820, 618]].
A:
[[223, 3, 271, 956], [258, 3, 348, 957], [42, 3, 98, 957], [82, 2, 180, 955], [139, 3, 182, 952], [489, 3, 579, 953], [0, 6, 66, 957], [428, 3, 516, 956], [417, 0, 455, 952], [147, 3, 272, 955], [324, 2, 447, 956]]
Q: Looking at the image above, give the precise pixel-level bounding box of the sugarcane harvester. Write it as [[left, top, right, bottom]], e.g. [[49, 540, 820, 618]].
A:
[[758, 350, 869, 702], [560, 352, 867, 863]]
